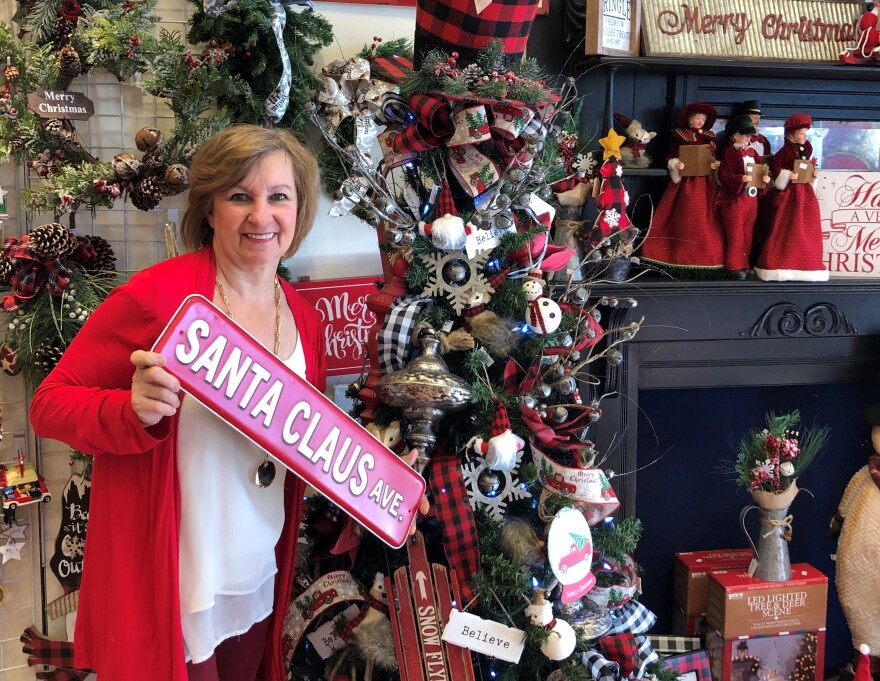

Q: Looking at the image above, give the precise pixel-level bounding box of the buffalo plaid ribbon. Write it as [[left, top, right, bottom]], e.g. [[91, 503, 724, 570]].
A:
[[20, 626, 94, 680], [551, 176, 588, 194], [606, 600, 657, 636], [394, 94, 453, 153], [2, 237, 71, 310], [340, 596, 390, 642], [377, 294, 434, 375], [583, 634, 660, 681], [599, 633, 639, 677], [429, 444, 479, 604], [414, 0, 539, 68], [370, 55, 413, 84]]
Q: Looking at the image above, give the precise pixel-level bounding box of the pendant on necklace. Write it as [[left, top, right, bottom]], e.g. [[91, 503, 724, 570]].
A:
[[255, 457, 277, 488]]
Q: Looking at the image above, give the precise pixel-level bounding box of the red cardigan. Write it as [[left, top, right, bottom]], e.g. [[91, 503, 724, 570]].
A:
[[30, 246, 326, 681]]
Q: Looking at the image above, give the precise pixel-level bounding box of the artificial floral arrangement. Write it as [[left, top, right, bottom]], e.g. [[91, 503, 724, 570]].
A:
[[723, 410, 830, 494]]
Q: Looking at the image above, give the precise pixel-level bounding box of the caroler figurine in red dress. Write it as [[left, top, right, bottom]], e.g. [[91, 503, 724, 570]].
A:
[[840, 3, 880, 64], [716, 115, 771, 280], [640, 102, 725, 277], [755, 113, 829, 282]]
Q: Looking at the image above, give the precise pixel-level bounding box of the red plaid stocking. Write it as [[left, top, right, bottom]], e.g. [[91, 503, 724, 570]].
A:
[[20, 626, 93, 680], [598, 632, 639, 677]]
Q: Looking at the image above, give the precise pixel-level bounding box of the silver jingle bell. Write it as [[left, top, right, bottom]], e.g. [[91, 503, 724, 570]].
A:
[[478, 469, 502, 496]]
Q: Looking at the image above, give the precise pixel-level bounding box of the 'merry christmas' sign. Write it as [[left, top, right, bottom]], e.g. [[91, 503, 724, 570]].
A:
[[152, 296, 425, 548], [641, 0, 862, 62], [292, 277, 377, 376]]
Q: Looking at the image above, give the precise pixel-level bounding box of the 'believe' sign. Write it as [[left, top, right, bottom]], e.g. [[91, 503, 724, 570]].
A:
[[152, 295, 425, 548]]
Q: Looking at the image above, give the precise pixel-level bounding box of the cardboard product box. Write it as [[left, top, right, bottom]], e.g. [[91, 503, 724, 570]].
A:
[[706, 564, 827, 639], [705, 629, 824, 681], [673, 607, 708, 639], [674, 549, 754, 616]]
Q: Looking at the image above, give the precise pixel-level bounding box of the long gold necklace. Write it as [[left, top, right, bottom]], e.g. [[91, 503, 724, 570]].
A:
[[215, 275, 282, 356], [214, 273, 282, 487]]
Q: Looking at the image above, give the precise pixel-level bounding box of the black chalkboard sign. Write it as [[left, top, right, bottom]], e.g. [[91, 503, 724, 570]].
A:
[[49, 473, 90, 592]]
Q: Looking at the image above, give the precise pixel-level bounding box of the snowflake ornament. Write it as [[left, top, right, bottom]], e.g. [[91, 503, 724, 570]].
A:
[[462, 450, 532, 520], [423, 251, 493, 314], [574, 152, 597, 175], [604, 208, 621, 229]]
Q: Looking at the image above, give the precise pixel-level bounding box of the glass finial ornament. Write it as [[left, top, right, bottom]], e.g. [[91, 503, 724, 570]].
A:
[[375, 326, 472, 473]]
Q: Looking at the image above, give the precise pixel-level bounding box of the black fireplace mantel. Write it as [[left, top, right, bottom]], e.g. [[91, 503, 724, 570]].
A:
[[591, 278, 880, 516]]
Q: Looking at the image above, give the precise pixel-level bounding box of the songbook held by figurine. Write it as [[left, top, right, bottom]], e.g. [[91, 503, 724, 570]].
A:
[[678, 144, 714, 177], [744, 161, 769, 197], [790, 159, 815, 184]]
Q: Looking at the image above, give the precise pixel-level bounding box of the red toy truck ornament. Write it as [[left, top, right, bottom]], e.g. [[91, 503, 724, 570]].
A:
[[2, 450, 51, 517]]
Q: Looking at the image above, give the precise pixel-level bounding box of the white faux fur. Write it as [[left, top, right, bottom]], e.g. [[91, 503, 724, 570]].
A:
[[484, 430, 524, 471], [429, 214, 466, 251], [668, 157, 682, 184], [754, 267, 829, 282], [774, 168, 792, 191]]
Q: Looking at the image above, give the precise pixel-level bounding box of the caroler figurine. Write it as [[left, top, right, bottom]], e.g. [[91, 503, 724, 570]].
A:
[[754, 113, 828, 282], [639, 102, 725, 277], [840, 3, 880, 64], [716, 115, 770, 280]]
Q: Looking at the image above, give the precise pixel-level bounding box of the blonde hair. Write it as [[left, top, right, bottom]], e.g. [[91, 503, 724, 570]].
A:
[[180, 125, 319, 259]]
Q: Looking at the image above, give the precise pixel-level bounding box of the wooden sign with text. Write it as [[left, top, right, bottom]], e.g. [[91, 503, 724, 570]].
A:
[[586, 0, 641, 57], [641, 0, 862, 62], [292, 277, 378, 377], [151, 296, 425, 547], [27, 90, 94, 120], [819, 171, 880, 278]]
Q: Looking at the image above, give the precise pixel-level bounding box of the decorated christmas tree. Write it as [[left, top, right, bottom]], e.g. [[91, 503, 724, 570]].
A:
[[290, 2, 664, 676]]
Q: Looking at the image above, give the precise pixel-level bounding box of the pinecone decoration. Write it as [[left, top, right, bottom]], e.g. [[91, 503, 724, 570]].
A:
[[163, 163, 189, 194], [58, 47, 82, 79], [112, 153, 141, 180], [34, 337, 65, 374], [57, 129, 81, 150], [135, 127, 162, 152], [141, 148, 165, 172], [128, 176, 164, 211], [41, 118, 63, 136], [0, 258, 12, 286], [4, 65, 19, 83], [461, 63, 484, 90], [86, 235, 117, 277], [29, 223, 78, 259]]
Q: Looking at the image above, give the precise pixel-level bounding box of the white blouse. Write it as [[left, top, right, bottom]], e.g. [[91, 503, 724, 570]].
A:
[[177, 339, 305, 664]]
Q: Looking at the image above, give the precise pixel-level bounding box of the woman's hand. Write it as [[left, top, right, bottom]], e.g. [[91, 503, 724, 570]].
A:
[[402, 448, 431, 537], [130, 350, 181, 427]]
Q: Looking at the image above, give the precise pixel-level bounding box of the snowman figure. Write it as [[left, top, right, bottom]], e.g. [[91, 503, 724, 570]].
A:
[[524, 587, 576, 661], [523, 268, 562, 335]]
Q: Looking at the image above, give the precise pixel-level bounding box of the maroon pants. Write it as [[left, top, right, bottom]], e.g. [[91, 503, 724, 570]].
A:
[[186, 616, 271, 681], [718, 197, 758, 271]]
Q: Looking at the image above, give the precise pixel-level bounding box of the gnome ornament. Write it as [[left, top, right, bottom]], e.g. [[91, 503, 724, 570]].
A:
[[467, 397, 525, 471], [523, 268, 562, 335], [524, 587, 576, 661], [418, 180, 467, 251]]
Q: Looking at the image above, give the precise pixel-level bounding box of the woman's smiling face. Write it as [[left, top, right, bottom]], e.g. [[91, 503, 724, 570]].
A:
[[208, 150, 298, 271]]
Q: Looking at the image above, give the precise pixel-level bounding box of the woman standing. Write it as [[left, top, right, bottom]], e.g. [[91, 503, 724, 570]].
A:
[[754, 113, 828, 281], [29, 125, 326, 681], [639, 102, 726, 277]]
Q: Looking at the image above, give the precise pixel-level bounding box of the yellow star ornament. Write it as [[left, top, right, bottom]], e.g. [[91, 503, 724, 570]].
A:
[[599, 128, 626, 161]]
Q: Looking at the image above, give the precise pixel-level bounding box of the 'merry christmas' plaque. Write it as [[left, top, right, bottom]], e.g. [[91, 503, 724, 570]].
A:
[[152, 295, 426, 548]]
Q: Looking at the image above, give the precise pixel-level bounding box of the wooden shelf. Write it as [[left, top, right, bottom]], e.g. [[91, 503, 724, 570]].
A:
[[576, 55, 880, 81], [621, 168, 668, 177]]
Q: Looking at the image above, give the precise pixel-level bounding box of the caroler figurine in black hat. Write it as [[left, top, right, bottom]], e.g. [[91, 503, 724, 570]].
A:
[[640, 102, 726, 276], [739, 101, 772, 158], [716, 115, 771, 280], [754, 113, 828, 282]]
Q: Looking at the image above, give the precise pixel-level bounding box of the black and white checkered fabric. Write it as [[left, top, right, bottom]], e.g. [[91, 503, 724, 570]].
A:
[[582, 636, 660, 681], [606, 600, 657, 636], [377, 294, 434, 375], [650, 635, 701, 656]]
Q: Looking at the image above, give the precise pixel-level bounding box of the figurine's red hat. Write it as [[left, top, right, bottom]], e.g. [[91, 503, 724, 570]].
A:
[[784, 113, 812, 133], [679, 102, 718, 129]]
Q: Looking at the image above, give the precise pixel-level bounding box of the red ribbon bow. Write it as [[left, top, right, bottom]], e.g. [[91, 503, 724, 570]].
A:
[[2, 236, 71, 311]]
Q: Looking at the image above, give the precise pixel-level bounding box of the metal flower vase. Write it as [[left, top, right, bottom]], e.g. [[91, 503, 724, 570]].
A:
[[375, 326, 472, 474], [740, 481, 800, 582]]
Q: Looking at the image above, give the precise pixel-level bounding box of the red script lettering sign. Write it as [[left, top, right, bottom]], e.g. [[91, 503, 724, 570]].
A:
[[292, 277, 378, 377], [152, 295, 425, 548]]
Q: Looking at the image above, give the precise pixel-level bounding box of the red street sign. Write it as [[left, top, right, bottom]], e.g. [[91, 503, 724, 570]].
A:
[[152, 295, 425, 548], [291, 277, 377, 377]]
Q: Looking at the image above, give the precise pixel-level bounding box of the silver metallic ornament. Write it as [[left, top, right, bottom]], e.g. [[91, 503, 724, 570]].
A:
[[477, 469, 502, 496], [375, 327, 472, 473]]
